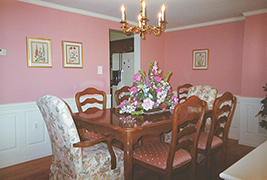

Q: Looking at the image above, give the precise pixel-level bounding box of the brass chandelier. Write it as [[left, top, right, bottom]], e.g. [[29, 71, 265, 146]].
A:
[[120, 0, 167, 39]]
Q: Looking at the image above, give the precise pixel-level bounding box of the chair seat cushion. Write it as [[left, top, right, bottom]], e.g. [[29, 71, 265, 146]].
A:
[[133, 141, 192, 170], [84, 131, 104, 140], [197, 132, 223, 150], [81, 142, 124, 179]]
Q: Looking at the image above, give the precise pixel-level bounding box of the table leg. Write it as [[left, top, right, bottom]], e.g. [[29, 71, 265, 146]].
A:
[[124, 133, 133, 180]]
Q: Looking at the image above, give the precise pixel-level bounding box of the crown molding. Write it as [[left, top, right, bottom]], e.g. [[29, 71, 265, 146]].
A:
[[17, 0, 266, 33], [165, 16, 245, 32], [243, 8, 267, 17], [17, 0, 137, 26]]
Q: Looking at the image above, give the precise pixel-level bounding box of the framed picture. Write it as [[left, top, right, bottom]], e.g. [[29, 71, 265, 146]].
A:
[[62, 41, 83, 68], [27, 37, 52, 68], [192, 49, 209, 70]]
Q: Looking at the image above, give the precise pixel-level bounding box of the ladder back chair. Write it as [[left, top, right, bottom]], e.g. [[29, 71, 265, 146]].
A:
[[177, 83, 193, 104], [75, 87, 107, 141], [133, 96, 207, 180], [114, 86, 130, 106], [187, 85, 218, 132], [196, 91, 237, 178]]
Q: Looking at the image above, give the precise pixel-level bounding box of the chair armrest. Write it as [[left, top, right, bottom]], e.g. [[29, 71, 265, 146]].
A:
[[73, 136, 117, 169]]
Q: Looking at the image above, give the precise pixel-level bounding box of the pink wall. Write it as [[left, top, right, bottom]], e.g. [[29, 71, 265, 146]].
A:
[[0, 0, 121, 104], [164, 21, 245, 95], [242, 13, 267, 97], [140, 34, 166, 77], [1, 1, 266, 105]]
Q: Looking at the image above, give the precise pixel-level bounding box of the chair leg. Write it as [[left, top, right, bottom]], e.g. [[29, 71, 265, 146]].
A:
[[222, 148, 226, 168], [205, 153, 212, 180], [190, 162, 196, 180]]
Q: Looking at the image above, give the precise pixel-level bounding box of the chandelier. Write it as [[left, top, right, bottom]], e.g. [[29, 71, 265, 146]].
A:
[[120, 0, 167, 39]]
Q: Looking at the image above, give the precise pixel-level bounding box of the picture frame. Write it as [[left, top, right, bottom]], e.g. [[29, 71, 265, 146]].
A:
[[62, 41, 83, 68], [192, 49, 209, 70], [27, 37, 52, 68]]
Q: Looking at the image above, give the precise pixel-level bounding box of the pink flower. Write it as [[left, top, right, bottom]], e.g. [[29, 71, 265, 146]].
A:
[[160, 102, 167, 109], [142, 98, 154, 111], [171, 95, 179, 106], [133, 73, 141, 82], [154, 76, 162, 82], [156, 87, 162, 93], [130, 86, 137, 93]]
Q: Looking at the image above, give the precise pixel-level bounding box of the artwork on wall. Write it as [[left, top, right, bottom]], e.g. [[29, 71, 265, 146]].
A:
[[62, 41, 83, 68], [27, 37, 52, 68], [192, 49, 209, 70]]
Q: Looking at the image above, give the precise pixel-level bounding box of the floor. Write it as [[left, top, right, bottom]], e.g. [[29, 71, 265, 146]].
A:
[[0, 139, 254, 180]]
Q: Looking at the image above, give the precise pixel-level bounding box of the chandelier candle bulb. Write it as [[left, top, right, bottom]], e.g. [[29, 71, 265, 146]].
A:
[[161, 4, 166, 21], [158, 13, 162, 27], [142, 1, 146, 18], [121, 5, 126, 22], [138, 14, 142, 27]]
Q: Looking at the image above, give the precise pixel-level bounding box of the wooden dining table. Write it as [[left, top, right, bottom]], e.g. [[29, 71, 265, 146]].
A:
[[72, 109, 173, 180]]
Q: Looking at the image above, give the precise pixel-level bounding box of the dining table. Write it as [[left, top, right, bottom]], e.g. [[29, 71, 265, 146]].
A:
[[72, 108, 173, 180]]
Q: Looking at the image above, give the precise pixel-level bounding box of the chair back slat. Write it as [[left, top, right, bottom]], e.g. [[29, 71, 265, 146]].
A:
[[114, 86, 130, 106], [177, 83, 193, 104], [75, 87, 107, 113]]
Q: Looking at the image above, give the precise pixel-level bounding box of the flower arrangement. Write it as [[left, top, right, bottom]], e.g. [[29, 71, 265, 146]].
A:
[[117, 61, 178, 115]]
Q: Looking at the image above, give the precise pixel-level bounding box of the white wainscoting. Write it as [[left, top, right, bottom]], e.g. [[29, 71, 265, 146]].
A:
[[239, 96, 267, 147], [0, 94, 266, 168]]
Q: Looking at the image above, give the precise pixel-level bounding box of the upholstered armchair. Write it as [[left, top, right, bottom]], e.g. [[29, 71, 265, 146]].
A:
[[36, 95, 124, 180]]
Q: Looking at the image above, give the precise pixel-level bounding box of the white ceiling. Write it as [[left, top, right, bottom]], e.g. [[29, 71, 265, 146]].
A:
[[20, 0, 267, 30]]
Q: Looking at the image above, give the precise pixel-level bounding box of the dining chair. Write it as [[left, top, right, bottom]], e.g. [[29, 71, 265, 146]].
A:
[[114, 86, 130, 106], [187, 85, 218, 132], [75, 87, 106, 141], [75, 87, 107, 113], [196, 91, 237, 178], [132, 96, 207, 180], [36, 95, 124, 180], [165, 84, 216, 144], [177, 83, 192, 104]]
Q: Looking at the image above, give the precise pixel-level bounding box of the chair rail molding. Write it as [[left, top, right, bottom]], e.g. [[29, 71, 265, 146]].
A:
[[0, 94, 266, 168]]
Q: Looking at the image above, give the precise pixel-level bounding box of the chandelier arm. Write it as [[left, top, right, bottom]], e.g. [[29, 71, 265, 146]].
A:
[[121, 22, 141, 35], [147, 25, 163, 36]]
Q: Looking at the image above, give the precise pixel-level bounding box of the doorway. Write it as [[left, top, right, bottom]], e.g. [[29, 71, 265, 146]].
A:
[[109, 30, 140, 108]]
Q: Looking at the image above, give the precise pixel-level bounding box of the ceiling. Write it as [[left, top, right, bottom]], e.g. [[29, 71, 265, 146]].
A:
[[22, 0, 267, 30]]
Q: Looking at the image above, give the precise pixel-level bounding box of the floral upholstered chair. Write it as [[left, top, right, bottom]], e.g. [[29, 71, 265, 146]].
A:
[[36, 95, 124, 180], [187, 85, 218, 111]]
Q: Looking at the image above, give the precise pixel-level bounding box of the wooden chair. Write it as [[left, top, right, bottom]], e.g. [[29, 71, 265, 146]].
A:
[[177, 83, 192, 104], [75, 87, 107, 113], [196, 91, 237, 178], [36, 95, 124, 179], [75, 87, 107, 141], [133, 96, 207, 180], [187, 85, 218, 132], [114, 86, 130, 106]]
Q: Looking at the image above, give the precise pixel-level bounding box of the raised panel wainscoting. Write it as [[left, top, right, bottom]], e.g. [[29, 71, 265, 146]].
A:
[[0, 94, 266, 169]]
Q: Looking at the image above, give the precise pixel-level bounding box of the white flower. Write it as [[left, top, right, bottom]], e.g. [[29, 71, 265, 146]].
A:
[[142, 98, 154, 111]]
